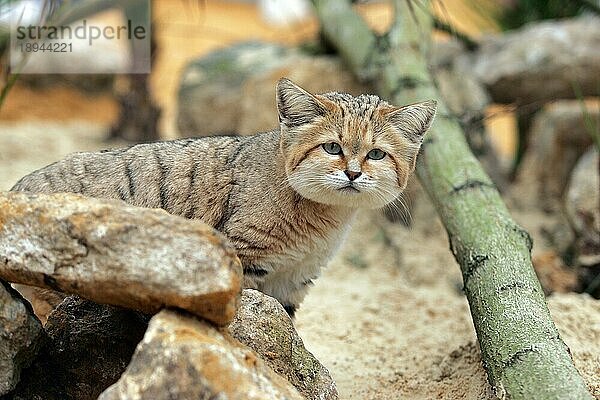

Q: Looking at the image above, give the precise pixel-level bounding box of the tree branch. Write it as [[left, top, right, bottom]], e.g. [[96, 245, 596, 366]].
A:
[[312, 0, 376, 77]]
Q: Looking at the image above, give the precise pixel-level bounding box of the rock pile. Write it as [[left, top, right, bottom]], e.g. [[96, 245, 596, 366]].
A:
[[431, 17, 600, 271], [517, 101, 600, 267], [100, 310, 305, 400], [0, 191, 337, 399]]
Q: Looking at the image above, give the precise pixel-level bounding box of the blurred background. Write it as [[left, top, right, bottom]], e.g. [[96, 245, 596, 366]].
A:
[[0, 1, 598, 398], [1, 0, 524, 188]]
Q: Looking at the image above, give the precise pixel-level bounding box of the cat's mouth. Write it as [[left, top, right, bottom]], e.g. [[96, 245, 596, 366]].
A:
[[338, 185, 360, 193]]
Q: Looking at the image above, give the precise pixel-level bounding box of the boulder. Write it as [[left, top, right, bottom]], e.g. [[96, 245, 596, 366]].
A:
[[230, 289, 338, 400], [177, 41, 369, 137], [565, 149, 600, 266], [177, 42, 288, 136], [0, 191, 242, 326], [0, 280, 44, 395], [6, 296, 148, 400], [99, 310, 304, 400], [464, 16, 600, 105], [518, 100, 596, 210], [236, 54, 370, 135]]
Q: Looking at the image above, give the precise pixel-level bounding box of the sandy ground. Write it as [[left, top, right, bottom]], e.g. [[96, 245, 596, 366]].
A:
[[296, 199, 600, 399], [1, 120, 598, 399]]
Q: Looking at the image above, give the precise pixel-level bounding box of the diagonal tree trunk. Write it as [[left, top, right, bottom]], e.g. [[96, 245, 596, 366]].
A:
[[312, 1, 593, 398]]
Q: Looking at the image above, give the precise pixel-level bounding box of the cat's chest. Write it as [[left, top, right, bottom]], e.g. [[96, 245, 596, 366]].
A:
[[247, 220, 351, 306], [261, 218, 352, 276], [278, 229, 341, 266]]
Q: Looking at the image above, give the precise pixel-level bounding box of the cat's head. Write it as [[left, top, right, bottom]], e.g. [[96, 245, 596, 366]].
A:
[[276, 78, 436, 209]]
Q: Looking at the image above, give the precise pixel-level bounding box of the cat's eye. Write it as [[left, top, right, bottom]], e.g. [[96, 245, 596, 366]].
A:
[[367, 149, 386, 160], [322, 142, 343, 155]]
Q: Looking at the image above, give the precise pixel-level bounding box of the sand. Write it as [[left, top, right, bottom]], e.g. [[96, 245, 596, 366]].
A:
[[296, 200, 600, 399]]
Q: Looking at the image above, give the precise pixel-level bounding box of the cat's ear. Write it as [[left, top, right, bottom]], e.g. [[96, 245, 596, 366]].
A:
[[276, 78, 330, 128], [383, 100, 437, 143]]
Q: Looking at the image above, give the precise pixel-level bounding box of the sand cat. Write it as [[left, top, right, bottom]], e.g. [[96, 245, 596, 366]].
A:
[[12, 78, 436, 316]]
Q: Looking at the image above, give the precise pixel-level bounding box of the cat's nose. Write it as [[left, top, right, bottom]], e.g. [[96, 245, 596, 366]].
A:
[[344, 170, 362, 181]]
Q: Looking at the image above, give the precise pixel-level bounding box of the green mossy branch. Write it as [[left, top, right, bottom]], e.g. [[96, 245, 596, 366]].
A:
[[311, 0, 593, 398]]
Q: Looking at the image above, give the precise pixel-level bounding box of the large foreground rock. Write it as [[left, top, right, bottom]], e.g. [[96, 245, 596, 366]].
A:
[[7, 297, 148, 400], [465, 16, 600, 105], [230, 289, 338, 400], [0, 281, 44, 395], [177, 42, 369, 137], [0, 191, 241, 325], [99, 310, 304, 400]]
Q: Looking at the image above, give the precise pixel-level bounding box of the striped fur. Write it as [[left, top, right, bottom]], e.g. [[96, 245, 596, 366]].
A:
[[12, 78, 436, 316]]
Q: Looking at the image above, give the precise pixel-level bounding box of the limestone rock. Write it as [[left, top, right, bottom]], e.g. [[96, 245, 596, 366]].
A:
[[99, 310, 304, 400], [0, 280, 44, 396], [465, 16, 600, 105], [230, 289, 338, 400], [518, 101, 596, 211], [565, 149, 600, 266], [0, 191, 242, 325], [177, 42, 369, 137], [7, 296, 148, 400]]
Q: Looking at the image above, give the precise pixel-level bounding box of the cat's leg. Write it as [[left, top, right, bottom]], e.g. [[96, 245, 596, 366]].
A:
[[278, 279, 316, 318], [243, 264, 302, 316], [242, 264, 271, 290], [247, 262, 320, 318], [261, 276, 316, 318]]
